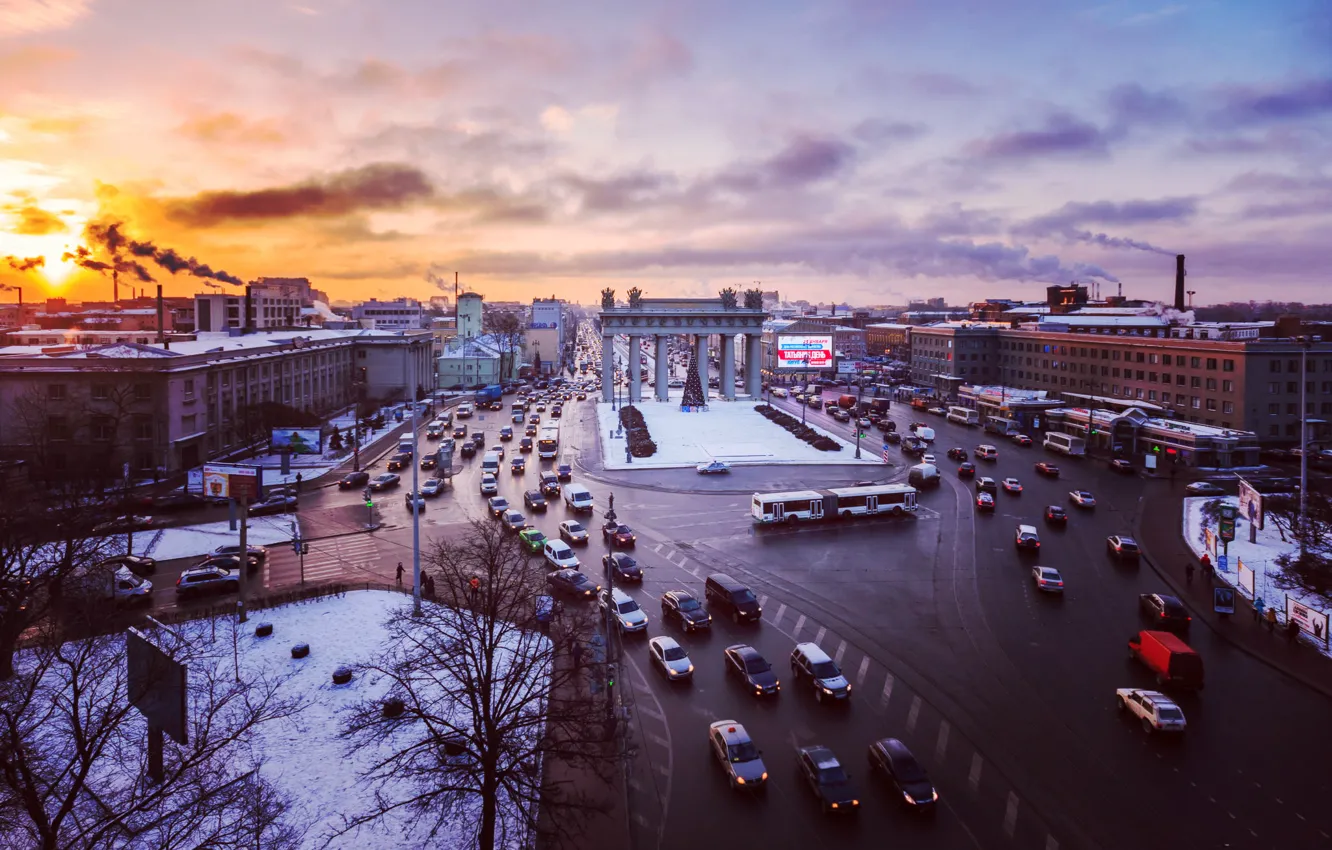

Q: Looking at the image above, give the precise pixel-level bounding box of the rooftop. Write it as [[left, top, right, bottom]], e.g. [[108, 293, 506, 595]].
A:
[[962, 385, 1055, 402], [0, 328, 426, 360], [1037, 315, 1169, 328]]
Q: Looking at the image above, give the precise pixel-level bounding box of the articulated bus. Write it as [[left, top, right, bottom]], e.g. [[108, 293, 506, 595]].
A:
[[947, 406, 980, 426], [537, 424, 561, 459], [984, 416, 1020, 436], [751, 484, 918, 524]]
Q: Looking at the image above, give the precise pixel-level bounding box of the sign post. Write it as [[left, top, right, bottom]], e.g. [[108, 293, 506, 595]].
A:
[[1219, 503, 1237, 557]]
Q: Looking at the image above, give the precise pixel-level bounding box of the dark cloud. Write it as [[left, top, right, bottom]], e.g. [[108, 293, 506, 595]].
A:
[[78, 220, 243, 285], [557, 170, 676, 213], [1105, 83, 1187, 127], [1184, 127, 1324, 156], [1211, 77, 1332, 126], [4, 255, 45, 273], [165, 163, 434, 226], [715, 135, 857, 191], [966, 114, 1110, 160], [1224, 171, 1332, 220], [851, 119, 927, 145], [9, 203, 68, 235]]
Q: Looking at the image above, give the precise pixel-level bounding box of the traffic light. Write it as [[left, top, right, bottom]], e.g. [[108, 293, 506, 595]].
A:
[[362, 487, 373, 507], [606, 663, 617, 688]]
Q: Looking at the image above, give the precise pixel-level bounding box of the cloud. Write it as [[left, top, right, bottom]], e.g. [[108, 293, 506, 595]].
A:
[[539, 103, 618, 136], [540, 105, 574, 134], [1020, 197, 1199, 232], [966, 113, 1111, 160], [0, 0, 94, 36], [1105, 83, 1187, 127], [1223, 171, 1332, 219], [1210, 77, 1332, 126], [7, 201, 68, 235], [1118, 4, 1187, 26], [557, 169, 675, 213], [851, 119, 927, 145], [714, 135, 856, 191], [625, 29, 694, 83], [1184, 127, 1325, 156], [177, 112, 288, 146], [907, 72, 982, 97], [164, 163, 434, 226], [0, 43, 76, 77]]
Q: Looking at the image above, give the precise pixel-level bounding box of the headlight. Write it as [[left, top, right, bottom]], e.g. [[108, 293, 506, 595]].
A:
[[735, 776, 745, 785], [830, 802, 839, 809], [932, 790, 939, 801], [760, 772, 768, 781], [686, 665, 694, 672], [903, 791, 915, 804]]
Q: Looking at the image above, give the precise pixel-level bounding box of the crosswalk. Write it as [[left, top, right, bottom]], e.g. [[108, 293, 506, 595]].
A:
[[265, 534, 385, 587]]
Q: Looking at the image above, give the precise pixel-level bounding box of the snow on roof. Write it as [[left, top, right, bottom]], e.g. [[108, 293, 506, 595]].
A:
[[964, 385, 1051, 401], [1, 328, 422, 360], [864, 322, 912, 330], [1038, 315, 1168, 327], [1067, 306, 1158, 316], [1001, 305, 1051, 314], [1142, 417, 1256, 438]]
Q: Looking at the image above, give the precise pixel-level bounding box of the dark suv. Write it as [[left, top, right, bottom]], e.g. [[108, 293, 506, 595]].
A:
[[705, 573, 762, 624], [386, 452, 412, 471], [176, 565, 239, 598], [523, 490, 548, 512], [1139, 593, 1191, 630], [661, 589, 711, 631]]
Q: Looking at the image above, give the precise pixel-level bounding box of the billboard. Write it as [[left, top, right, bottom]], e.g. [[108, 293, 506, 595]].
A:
[[202, 463, 260, 501], [127, 627, 188, 745], [1286, 597, 1329, 644], [530, 301, 561, 331], [776, 334, 834, 371], [1238, 476, 1265, 530], [270, 428, 323, 455]]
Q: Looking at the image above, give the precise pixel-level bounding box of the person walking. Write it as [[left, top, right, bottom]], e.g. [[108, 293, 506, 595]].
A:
[[1266, 606, 1278, 632], [1286, 618, 1300, 645], [1253, 596, 1265, 623], [396, 561, 404, 585], [1185, 561, 1195, 585]]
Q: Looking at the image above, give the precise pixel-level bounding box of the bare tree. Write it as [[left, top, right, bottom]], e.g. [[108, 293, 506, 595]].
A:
[[0, 617, 307, 849], [485, 312, 525, 382], [1269, 489, 1332, 607], [333, 522, 614, 850]]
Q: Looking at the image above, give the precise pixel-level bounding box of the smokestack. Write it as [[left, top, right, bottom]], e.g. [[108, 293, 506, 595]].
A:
[[244, 285, 253, 333], [156, 284, 164, 344], [1174, 254, 1186, 312]]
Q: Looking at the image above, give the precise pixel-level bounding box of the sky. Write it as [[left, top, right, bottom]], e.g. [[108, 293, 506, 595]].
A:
[[1, 0, 1329, 308]]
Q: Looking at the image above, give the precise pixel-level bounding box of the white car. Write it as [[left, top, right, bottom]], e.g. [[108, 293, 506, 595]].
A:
[[543, 539, 581, 570], [1031, 566, 1064, 592], [1069, 490, 1096, 508], [668, 378, 685, 389], [771, 387, 788, 398], [696, 461, 731, 475], [479, 474, 498, 496], [1185, 481, 1225, 496], [558, 520, 589, 545], [601, 587, 648, 634], [1116, 688, 1187, 734], [649, 635, 694, 680], [420, 478, 445, 497], [922, 453, 936, 465]]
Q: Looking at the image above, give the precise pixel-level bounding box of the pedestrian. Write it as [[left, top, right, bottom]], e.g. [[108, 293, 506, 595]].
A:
[[469, 575, 480, 604], [1253, 596, 1265, 622], [295, 472, 303, 493], [571, 640, 583, 670], [1287, 619, 1300, 645], [1185, 562, 1195, 584], [396, 561, 404, 585], [1266, 606, 1278, 632]]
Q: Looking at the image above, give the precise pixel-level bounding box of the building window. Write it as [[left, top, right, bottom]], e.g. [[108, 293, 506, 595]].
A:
[[134, 416, 153, 441], [134, 383, 152, 401], [1163, 355, 1173, 366], [1287, 403, 1298, 415], [1135, 388, 1144, 399], [48, 415, 69, 440], [1112, 368, 1121, 378], [1286, 423, 1299, 436], [1270, 360, 1281, 373], [1269, 424, 1279, 436], [1190, 357, 1201, 368], [1160, 373, 1170, 384], [1223, 359, 1234, 372], [1223, 380, 1234, 393], [1136, 370, 1145, 381], [1206, 358, 1217, 370], [1206, 398, 1217, 411], [1176, 393, 1188, 404], [1269, 403, 1279, 415], [47, 384, 66, 401], [1287, 381, 1298, 393], [184, 378, 195, 398], [92, 416, 115, 441], [1190, 376, 1201, 388], [1223, 401, 1234, 414], [1176, 375, 1186, 386], [1191, 396, 1201, 409], [1112, 350, 1121, 361], [1288, 360, 1299, 373]]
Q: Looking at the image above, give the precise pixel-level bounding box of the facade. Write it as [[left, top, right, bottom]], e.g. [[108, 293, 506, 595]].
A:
[[195, 287, 305, 331], [864, 323, 912, 361], [456, 292, 484, 341], [528, 298, 564, 375], [909, 322, 1006, 393], [0, 329, 434, 477], [350, 298, 425, 330], [436, 333, 520, 389]]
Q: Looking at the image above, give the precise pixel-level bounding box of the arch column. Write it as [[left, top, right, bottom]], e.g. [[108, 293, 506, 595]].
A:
[[629, 334, 642, 403], [721, 335, 736, 400], [746, 333, 762, 400], [655, 335, 669, 401], [694, 334, 709, 402], [601, 334, 614, 402]]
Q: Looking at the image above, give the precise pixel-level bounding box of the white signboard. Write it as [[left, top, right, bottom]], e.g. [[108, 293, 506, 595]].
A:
[[777, 334, 834, 370], [1286, 597, 1329, 644]]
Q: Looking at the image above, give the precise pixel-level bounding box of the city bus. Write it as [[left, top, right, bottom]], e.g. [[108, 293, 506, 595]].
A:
[[1043, 432, 1087, 456], [947, 406, 980, 426], [751, 484, 918, 524], [537, 424, 560, 459], [984, 416, 1020, 436]]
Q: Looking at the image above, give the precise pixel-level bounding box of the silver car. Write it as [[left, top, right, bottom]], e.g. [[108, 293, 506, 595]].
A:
[[649, 636, 693, 680]]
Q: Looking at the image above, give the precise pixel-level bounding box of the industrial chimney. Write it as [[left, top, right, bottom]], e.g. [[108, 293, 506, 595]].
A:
[[244, 285, 253, 333], [156, 284, 165, 345], [1174, 254, 1186, 312]]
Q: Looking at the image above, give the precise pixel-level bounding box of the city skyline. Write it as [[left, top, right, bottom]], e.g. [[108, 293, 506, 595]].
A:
[[1, 0, 1328, 308]]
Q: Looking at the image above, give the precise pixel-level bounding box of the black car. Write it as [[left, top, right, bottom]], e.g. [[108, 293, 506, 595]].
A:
[[539, 473, 561, 496], [214, 544, 268, 563], [796, 746, 859, 813], [868, 738, 937, 812], [1139, 593, 1191, 629], [1044, 505, 1068, 525], [420, 455, 437, 470], [603, 552, 642, 583], [520, 437, 534, 453], [487, 497, 510, 517], [546, 569, 599, 599], [453, 425, 467, 438], [248, 494, 297, 516], [472, 432, 486, 447], [660, 589, 710, 631], [98, 554, 157, 577], [957, 461, 976, 478], [175, 565, 239, 599], [946, 447, 968, 461], [197, 553, 260, 574], [460, 442, 477, 457], [386, 452, 412, 471], [338, 471, 371, 489], [885, 431, 902, 444], [1110, 458, 1135, 474], [523, 490, 548, 512], [724, 644, 780, 696]]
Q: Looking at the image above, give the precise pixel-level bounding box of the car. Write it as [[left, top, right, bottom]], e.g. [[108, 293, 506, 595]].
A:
[[790, 642, 852, 702], [947, 447, 968, 461], [696, 460, 731, 475], [1044, 505, 1068, 524], [922, 453, 936, 465], [510, 456, 526, 474], [909, 421, 927, 432], [558, 520, 589, 545], [93, 515, 158, 534], [709, 720, 769, 789], [214, 543, 267, 564], [523, 490, 548, 512], [486, 496, 509, 517], [557, 462, 572, 481], [404, 491, 426, 512], [649, 636, 694, 680], [724, 644, 780, 696], [857, 417, 873, 428], [928, 406, 947, 416], [460, 442, 477, 457], [828, 408, 850, 422], [197, 552, 260, 574], [771, 387, 788, 398], [490, 445, 505, 459], [419, 455, 438, 470], [543, 539, 581, 570], [1069, 490, 1097, 508], [1032, 566, 1064, 592], [1139, 593, 1191, 629], [867, 738, 937, 811], [552, 405, 564, 419], [1106, 535, 1140, 560], [956, 461, 976, 478], [535, 402, 546, 412], [1012, 434, 1033, 447], [796, 746, 859, 813], [602, 523, 636, 548], [975, 492, 995, 511], [248, 493, 298, 516], [1110, 458, 1135, 474], [603, 552, 643, 583], [519, 437, 534, 453], [98, 554, 157, 577], [479, 474, 498, 496], [601, 587, 648, 634], [975, 476, 998, 493], [528, 414, 541, 425], [546, 568, 598, 599], [175, 565, 240, 598], [1001, 477, 1023, 494], [660, 589, 711, 631], [141, 491, 217, 512], [499, 426, 514, 441], [370, 473, 401, 491], [539, 472, 561, 496], [1014, 524, 1041, 552], [974, 444, 998, 461], [1035, 462, 1060, 477], [386, 452, 412, 471], [420, 478, 445, 497], [337, 471, 371, 489], [885, 431, 902, 444], [453, 425, 468, 439], [1185, 481, 1225, 495], [511, 412, 525, 424], [576, 392, 587, 400], [1116, 688, 1187, 734]]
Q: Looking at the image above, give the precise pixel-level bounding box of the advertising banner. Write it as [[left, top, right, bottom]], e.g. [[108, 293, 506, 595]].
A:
[[1204, 527, 1217, 559], [270, 428, 322, 455], [202, 464, 260, 501], [1237, 558, 1256, 597], [1213, 586, 1236, 615], [1238, 477, 1265, 530], [1219, 504, 1237, 542], [776, 334, 834, 370], [1286, 597, 1330, 644]]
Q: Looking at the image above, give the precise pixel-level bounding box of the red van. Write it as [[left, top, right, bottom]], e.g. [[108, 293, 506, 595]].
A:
[[1129, 630, 1204, 690], [838, 394, 857, 409]]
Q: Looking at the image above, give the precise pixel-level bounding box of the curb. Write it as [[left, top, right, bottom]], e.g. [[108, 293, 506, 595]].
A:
[[1131, 483, 1332, 702]]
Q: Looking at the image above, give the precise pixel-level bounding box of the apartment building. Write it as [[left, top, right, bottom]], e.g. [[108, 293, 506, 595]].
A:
[[864, 323, 912, 361], [351, 298, 426, 330]]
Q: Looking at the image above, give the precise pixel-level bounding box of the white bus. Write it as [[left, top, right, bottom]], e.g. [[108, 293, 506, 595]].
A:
[[947, 406, 980, 426], [751, 484, 918, 524], [537, 424, 560, 459], [984, 416, 1020, 436], [1044, 432, 1087, 456]]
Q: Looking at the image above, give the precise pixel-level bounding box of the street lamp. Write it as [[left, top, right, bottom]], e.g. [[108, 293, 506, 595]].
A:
[[854, 382, 864, 460], [800, 355, 811, 426]]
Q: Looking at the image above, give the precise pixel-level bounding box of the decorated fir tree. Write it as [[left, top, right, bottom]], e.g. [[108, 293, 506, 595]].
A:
[[681, 349, 706, 409]]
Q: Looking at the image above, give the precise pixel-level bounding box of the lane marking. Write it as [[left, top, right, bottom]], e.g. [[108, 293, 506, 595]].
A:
[[969, 753, 983, 793], [880, 673, 894, 710], [646, 732, 670, 749], [906, 695, 921, 732], [1003, 792, 1019, 838], [833, 640, 847, 666], [814, 625, 827, 646], [935, 720, 950, 762], [856, 656, 870, 688], [774, 603, 788, 626], [1046, 835, 1059, 850], [759, 595, 769, 610], [637, 704, 665, 723], [653, 543, 663, 554], [794, 614, 807, 637]]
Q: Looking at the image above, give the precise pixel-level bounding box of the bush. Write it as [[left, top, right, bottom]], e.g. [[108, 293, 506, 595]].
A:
[[619, 406, 657, 458], [754, 403, 844, 452]]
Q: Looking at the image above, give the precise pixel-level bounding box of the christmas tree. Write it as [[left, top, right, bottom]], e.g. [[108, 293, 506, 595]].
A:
[[680, 347, 706, 409]]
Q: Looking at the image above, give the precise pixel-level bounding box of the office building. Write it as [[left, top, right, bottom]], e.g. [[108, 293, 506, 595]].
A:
[[351, 298, 426, 330]]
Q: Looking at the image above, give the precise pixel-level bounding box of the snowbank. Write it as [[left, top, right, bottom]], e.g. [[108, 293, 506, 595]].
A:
[[595, 398, 882, 469], [122, 517, 295, 561]]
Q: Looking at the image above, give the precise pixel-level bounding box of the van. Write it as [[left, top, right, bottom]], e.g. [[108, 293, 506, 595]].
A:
[[543, 539, 581, 569], [1129, 630, 1204, 690], [908, 464, 940, 488], [425, 421, 445, 439], [705, 573, 762, 624], [398, 439, 415, 456], [790, 642, 851, 702], [481, 452, 501, 475], [563, 484, 595, 513], [914, 426, 935, 443], [837, 394, 857, 409]]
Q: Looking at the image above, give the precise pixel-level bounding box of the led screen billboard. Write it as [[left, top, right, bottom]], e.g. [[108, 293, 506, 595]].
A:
[[776, 334, 834, 370]]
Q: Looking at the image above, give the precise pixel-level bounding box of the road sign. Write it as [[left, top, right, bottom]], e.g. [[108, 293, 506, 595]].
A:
[[881, 449, 891, 463], [1217, 554, 1229, 572], [1219, 504, 1237, 541]]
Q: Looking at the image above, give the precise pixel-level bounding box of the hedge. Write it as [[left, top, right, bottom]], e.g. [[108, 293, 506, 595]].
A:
[[752, 404, 842, 452], [619, 406, 657, 457]]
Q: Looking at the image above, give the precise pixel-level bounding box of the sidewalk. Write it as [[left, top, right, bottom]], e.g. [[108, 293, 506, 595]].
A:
[[1134, 480, 1332, 699]]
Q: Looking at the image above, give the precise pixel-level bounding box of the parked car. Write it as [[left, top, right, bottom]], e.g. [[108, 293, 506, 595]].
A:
[[696, 460, 731, 475], [98, 554, 157, 577]]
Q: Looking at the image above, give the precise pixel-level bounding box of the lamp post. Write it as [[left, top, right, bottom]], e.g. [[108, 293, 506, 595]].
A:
[[801, 356, 810, 426], [409, 347, 422, 617], [854, 383, 863, 460]]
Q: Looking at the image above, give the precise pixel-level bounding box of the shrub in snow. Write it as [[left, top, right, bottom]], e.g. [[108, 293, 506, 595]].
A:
[[619, 405, 658, 458], [382, 696, 406, 718], [332, 666, 353, 685], [255, 622, 273, 637], [291, 643, 310, 659]]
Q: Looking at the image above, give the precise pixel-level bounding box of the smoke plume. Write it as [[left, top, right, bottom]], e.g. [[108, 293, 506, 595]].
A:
[[425, 264, 451, 293], [83, 220, 243, 285], [5, 255, 46, 273], [1070, 230, 1177, 256]]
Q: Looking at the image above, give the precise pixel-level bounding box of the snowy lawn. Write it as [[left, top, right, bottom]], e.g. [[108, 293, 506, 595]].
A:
[[595, 398, 883, 469], [118, 517, 295, 561], [1183, 496, 1331, 658]]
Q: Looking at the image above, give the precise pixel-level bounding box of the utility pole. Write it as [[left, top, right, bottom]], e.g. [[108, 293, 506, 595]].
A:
[[410, 350, 422, 616], [603, 493, 617, 730], [854, 383, 863, 460], [237, 496, 249, 624], [1298, 335, 1311, 561]]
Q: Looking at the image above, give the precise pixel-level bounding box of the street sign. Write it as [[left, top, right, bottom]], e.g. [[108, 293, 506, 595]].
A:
[[1217, 554, 1228, 572], [881, 449, 890, 463]]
